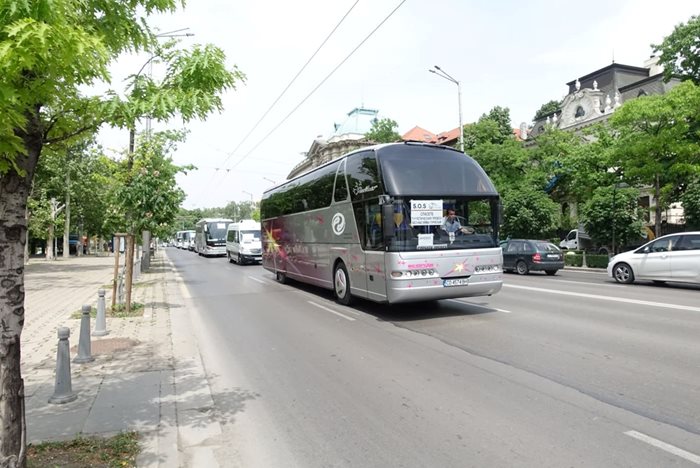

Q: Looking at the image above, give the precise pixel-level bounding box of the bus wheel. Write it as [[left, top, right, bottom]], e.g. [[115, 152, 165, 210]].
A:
[[334, 263, 353, 306], [276, 271, 287, 284]]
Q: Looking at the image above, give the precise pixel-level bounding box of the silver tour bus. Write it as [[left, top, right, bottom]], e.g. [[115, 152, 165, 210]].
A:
[[260, 142, 503, 304], [195, 218, 233, 256]]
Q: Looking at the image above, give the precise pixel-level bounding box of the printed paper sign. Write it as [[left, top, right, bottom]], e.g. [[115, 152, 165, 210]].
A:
[[418, 233, 434, 247], [410, 199, 443, 226]]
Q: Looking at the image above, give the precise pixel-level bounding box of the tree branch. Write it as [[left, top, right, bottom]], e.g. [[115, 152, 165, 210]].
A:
[[44, 125, 99, 145]]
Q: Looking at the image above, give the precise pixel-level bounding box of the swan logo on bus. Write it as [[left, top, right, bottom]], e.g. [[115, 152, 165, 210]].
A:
[[332, 213, 346, 236]]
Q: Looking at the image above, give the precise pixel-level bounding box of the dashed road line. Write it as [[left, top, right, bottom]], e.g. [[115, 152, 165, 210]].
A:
[[504, 284, 700, 312], [624, 430, 700, 465], [447, 299, 512, 313], [247, 276, 267, 284], [307, 301, 356, 321]]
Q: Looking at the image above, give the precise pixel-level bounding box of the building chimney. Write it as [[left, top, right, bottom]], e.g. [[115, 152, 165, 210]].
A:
[[643, 54, 663, 76]]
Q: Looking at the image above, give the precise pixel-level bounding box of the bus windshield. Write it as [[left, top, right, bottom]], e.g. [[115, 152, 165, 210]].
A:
[[206, 222, 229, 241], [383, 197, 498, 252]]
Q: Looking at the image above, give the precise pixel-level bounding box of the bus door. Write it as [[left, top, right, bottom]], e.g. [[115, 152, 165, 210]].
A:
[[363, 202, 387, 301]]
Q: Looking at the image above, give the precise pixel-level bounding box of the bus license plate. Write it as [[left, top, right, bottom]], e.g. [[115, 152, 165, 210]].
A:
[[443, 278, 469, 287]]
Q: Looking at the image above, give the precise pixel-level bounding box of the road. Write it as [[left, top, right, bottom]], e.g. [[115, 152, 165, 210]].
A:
[[166, 247, 700, 467]]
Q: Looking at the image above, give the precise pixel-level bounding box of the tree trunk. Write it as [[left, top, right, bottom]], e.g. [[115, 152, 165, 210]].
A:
[[0, 107, 43, 468], [62, 171, 70, 259], [654, 174, 662, 237], [45, 223, 55, 261]]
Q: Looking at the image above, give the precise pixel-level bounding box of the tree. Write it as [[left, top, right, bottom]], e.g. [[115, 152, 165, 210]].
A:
[[500, 187, 559, 239], [463, 106, 513, 149], [533, 99, 561, 121], [580, 186, 645, 252], [680, 180, 700, 229], [652, 15, 700, 84], [0, 2, 243, 463], [365, 118, 401, 143], [110, 131, 189, 241], [608, 81, 700, 236]]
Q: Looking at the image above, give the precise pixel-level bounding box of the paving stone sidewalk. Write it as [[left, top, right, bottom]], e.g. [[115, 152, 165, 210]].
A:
[[21, 248, 221, 467]]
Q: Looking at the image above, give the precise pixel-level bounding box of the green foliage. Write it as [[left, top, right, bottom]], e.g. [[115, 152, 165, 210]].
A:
[[608, 81, 700, 231], [680, 179, 700, 229], [365, 118, 401, 143], [500, 187, 559, 239], [533, 99, 561, 121], [652, 15, 700, 84], [0, 0, 243, 173], [469, 138, 531, 190], [564, 253, 583, 267], [109, 131, 189, 239], [580, 186, 644, 250], [463, 106, 513, 150]]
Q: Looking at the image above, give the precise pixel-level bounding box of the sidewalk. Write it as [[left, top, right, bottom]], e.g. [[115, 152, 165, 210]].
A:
[[22, 249, 223, 467]]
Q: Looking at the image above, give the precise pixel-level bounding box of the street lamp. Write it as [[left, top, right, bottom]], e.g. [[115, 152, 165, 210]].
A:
[[429, 65, 464, 152], [242, 190, 254, 202], [262, 177, 277, 185]]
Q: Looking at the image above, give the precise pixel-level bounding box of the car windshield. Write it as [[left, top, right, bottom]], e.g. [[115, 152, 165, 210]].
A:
[[241, 230, 261, 241]]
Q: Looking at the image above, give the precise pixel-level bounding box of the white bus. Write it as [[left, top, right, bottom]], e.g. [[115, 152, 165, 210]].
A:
[[195, 218, 233, 256], [226, 219, 262, 264], [260, 142, 503, 305]]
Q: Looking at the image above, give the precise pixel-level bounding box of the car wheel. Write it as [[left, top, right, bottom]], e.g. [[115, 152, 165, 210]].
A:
[[516, 260, 529, 275], [545, 270, 558, 276], [276, 271, 287, 284], [613, 262, 635, 284], [334, 262, 353, 306]]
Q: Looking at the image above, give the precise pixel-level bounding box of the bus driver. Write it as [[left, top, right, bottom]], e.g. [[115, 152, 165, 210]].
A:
[[441, 209, 475, 235]]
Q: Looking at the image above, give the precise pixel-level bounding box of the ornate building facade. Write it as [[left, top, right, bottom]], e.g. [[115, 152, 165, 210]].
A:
[[286, 107, 379, 180]]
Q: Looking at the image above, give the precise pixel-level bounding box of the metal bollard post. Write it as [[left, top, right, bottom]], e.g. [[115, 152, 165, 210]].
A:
[[117, 273, 125, 305], [49, 327, 77, 404], [93, 289, 108, 336], [73, 305, 95, 363]]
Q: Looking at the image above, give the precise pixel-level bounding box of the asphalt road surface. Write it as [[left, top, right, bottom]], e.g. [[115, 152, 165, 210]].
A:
[[166, 247, 700, 468]]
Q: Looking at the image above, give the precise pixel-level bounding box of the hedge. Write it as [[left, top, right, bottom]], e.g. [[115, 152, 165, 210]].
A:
[[563, 252, 609, 268]]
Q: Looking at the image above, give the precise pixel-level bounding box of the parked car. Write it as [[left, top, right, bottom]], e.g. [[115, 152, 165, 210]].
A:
[[607, 232, 700, 285], [501, 239, 564, 275]]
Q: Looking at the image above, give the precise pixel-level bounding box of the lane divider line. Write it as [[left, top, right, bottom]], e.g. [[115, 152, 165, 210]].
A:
[[247, 276, 266, 284], [504, 284, 700, 313], [624, 430, 700, 465], [447, 299, 512, 313], [307, 301, 356, 321]]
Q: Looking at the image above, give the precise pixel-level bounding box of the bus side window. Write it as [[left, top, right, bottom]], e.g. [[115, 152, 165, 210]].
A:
[[366, 202, 384, 250], [334, 159, 348, 202]]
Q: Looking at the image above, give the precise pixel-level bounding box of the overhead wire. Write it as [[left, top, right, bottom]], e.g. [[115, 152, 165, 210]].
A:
[[225, 0, 407, 173]]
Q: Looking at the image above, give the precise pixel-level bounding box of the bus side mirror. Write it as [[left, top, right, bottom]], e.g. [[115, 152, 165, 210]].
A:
[[382, 204, 395, 242]]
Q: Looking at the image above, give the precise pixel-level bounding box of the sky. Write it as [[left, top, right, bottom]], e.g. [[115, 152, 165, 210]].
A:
[[96, 0, 699, 209]]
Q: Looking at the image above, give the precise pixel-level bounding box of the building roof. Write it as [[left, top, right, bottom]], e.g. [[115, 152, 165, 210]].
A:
[[401, 126, 437, 143], [330, 107, 379, 141]]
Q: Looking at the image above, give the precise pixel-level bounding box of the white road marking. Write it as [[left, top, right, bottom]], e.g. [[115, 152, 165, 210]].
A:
[[624, 430, 700, 465], [447, 299, 512, 313], [541, 279, 619, 288], [504, 284, 700, 312], [307, 301, 356, 321], [247, 276, 267, 284]]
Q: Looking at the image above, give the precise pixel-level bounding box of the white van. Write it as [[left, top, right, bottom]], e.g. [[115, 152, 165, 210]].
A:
[[226, 220, 262, 264]]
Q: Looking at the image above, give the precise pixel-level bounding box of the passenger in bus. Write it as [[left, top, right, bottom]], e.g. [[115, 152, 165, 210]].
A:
[[441, 209, 475, 235]]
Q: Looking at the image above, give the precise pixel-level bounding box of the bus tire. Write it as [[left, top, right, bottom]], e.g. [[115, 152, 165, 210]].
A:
[[334, 262, 353, 306], [276, 271, 287, 284]]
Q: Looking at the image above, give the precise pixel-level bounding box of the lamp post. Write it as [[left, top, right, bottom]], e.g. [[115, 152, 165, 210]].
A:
[[262, 177, 277, 185], [242, 190, 254, 202], [429, 65, 464, 152]]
